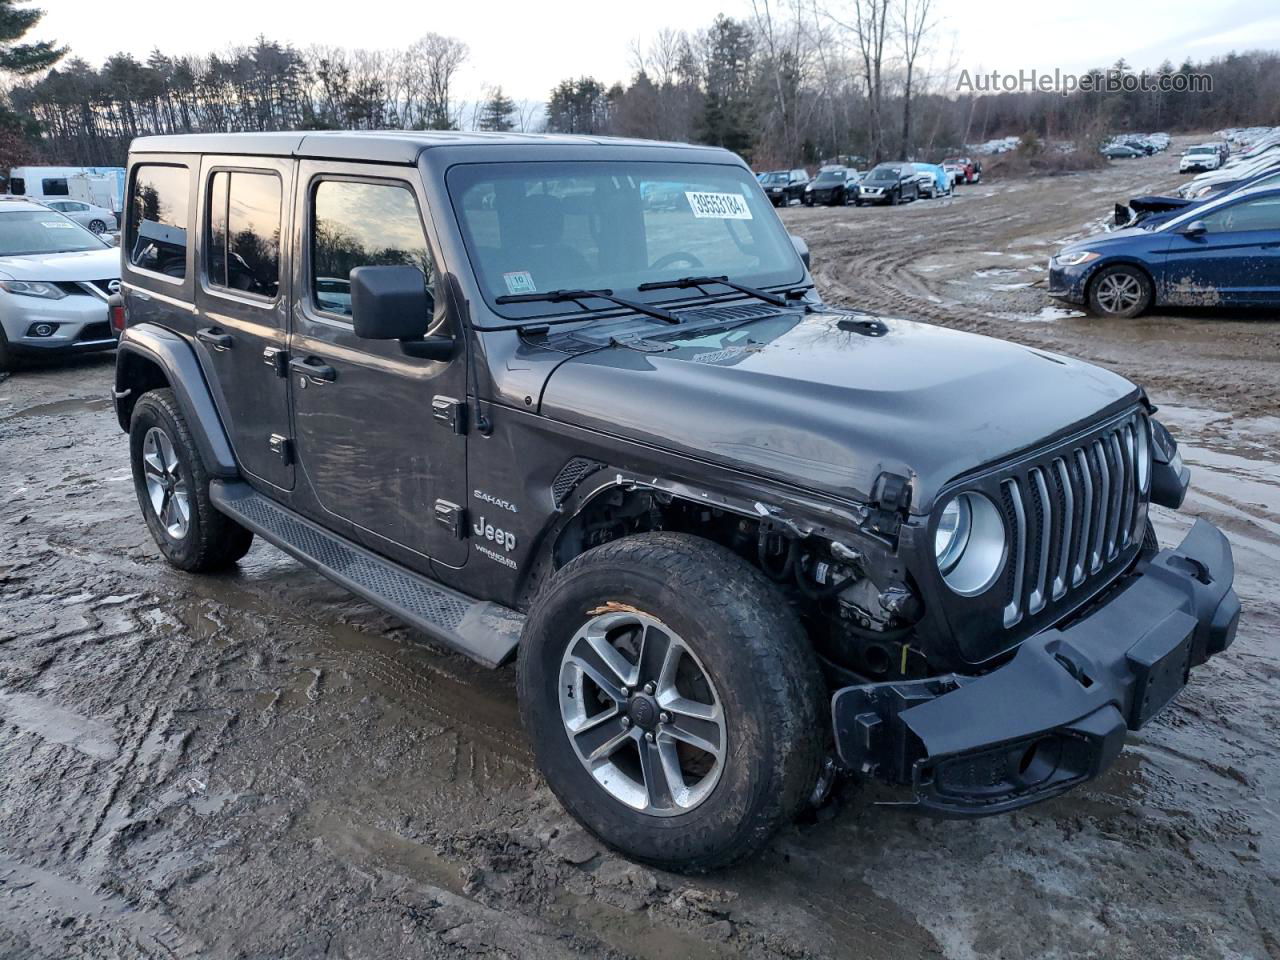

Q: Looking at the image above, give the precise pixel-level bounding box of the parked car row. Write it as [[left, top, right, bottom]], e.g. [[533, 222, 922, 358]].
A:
[[1051, 150, 1280, 319], [1101, 132, 1172, 159]]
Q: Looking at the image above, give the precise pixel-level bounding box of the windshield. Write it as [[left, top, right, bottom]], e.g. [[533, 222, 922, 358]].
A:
[[1188, 147, 1216, 155], [448, 161, 803, 318], [0, 210, 109, 256], [814, 170, 845, 182], [867, 165, 901, 180], [762, 172, 787, 184]]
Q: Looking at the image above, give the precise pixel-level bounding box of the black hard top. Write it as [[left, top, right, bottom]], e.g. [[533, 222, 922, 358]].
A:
[[129, 130, 730, 165]]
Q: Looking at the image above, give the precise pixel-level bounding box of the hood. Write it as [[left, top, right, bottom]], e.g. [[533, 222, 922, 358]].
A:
[[1058, 225, 1155, 255], [539, 310, 1138, 513], [0, 246, 120, 282]]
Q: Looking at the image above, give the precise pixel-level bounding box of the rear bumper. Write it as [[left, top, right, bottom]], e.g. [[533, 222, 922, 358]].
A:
[[832, 518, 1240, 817]]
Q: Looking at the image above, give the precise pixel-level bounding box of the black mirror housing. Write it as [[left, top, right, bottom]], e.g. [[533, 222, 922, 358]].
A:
[[350, 265, 432, 341]]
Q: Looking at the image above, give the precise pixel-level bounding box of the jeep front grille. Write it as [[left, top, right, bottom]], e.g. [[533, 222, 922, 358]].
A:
[[998, 411, 1148, 628]]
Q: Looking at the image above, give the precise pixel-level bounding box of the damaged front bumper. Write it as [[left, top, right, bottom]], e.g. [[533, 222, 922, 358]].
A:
[[831, 518, 1240, 817]]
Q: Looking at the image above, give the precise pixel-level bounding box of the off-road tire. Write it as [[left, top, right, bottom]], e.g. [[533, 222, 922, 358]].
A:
[[517, 532, 826, 872], [130, 388, 253, 572], [0, 327, 13, 373], [1087, 264, 1153, 319], [1142, 519, 1160, 555]]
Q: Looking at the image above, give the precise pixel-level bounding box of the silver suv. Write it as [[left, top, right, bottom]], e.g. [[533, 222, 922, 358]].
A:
[[0, 198, 120, 372]]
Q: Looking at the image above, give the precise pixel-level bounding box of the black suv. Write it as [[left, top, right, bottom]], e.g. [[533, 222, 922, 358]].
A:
[[112, 132, 1240, 872], [760, 168, 810, 206], [855, 163, 921, 205]]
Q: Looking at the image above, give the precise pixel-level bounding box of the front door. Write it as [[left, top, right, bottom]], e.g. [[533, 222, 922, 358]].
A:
[[191, 156, 294, 491], [288, 161, 469, 567], [1161, 193, 1280, 305]]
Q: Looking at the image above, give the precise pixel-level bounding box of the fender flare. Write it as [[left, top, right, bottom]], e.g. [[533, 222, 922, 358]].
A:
[[114, 323, 239, 479]]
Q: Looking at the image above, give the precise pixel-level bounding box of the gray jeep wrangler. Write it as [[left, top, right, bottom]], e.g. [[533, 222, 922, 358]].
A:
[[112, 131, 1240, 871]]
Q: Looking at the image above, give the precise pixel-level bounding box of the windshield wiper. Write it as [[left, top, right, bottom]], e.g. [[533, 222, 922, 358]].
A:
[[494, 288, 677, 324], [636, 275, 791, 308]]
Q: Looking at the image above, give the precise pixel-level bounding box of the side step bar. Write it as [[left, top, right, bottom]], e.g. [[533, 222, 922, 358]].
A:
[[209, 480, 522, 668]]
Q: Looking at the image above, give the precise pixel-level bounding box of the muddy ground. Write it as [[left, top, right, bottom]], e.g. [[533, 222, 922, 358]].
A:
[[2, 143, 1278, 959]]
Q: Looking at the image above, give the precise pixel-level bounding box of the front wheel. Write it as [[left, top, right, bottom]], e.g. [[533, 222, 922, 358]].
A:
[[517, 533, 825, 872], [129, 388, 254, 572], [1087, 265, 1153, 318]]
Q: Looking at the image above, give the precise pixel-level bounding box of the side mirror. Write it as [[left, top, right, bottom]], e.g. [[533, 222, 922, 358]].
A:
[[1183, 220, 1208, 237], [790, 233, 811, 270], [350, 265, 451, 360]]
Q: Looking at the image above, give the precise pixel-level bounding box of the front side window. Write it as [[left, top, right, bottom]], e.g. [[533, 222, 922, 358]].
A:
[[1199, 195, 1280, 233], [42, 178, 69, 196], [206, 170, 281, 298], [128, 164, 190, 278], [447, 160, 801, 316], [310, 180, 432, 318], [0, 210, 109, 256]]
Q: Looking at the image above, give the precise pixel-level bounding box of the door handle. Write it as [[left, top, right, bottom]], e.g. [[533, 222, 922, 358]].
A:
[[196, 327, 233, 351], [289, 356, 337, 384]]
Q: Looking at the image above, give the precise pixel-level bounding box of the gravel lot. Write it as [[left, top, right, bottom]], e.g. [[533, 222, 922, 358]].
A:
[[2, 144, 1278, 959]]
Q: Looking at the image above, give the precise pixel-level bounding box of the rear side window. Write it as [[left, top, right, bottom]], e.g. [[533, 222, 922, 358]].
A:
[[9, 177, 24, 195], [206, 170, 282, 298], [310, 180, 433, 318], [42, 177, 69, 196], [128, 164, 190, 278], [1200, 195, 1280, 233]]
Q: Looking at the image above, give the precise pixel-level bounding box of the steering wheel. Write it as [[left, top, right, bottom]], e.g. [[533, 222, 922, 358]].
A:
[[650, 251, 705, 271]]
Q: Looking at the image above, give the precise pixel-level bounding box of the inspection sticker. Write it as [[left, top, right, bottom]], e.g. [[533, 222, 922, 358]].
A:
[[685, 191, 753, 220], [503, 270, 536, 294]]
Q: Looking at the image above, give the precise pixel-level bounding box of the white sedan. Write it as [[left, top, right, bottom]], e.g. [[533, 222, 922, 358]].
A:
[[41, 199, 118, 234]]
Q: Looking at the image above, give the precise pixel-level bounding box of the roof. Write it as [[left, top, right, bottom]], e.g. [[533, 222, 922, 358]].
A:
[[129, 130, 725, 165], [0, 196, 50, 210]]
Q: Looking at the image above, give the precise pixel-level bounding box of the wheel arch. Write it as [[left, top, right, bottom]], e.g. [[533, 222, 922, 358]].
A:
[[1085, 258, 1156, 305], [114, 323, 239, 479]]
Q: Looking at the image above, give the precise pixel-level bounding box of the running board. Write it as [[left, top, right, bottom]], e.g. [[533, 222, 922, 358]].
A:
[[209, 480, 522, 668]]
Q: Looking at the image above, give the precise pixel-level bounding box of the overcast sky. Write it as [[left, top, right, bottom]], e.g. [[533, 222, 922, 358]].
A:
[[31, 0, 1280, 105]]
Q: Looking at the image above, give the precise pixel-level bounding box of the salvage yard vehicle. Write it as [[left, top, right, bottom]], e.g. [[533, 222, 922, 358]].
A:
[[1180, 145, 1223, 173], [1051, 185, 1280, 317], [804, 166, 856, 205], [0, 197, 120, 372], [856, 163, 920, 205], [41, 198, 118, 234], [760, 169, 810, 206], [113, 131, 1240, 872], [909, 163, 950, 199]]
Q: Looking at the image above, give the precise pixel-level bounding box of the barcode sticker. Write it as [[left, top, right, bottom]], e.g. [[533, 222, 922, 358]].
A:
[[685, 191, 753, 220]]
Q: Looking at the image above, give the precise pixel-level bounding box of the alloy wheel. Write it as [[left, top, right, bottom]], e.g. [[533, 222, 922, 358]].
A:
[[142, 426, 190, 539], [558, 610, 726, 816], [1095, 272, 1143, 314]]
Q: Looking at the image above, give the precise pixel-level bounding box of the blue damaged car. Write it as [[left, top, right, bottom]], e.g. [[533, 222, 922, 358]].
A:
[[1050, 185, 1280, 317]]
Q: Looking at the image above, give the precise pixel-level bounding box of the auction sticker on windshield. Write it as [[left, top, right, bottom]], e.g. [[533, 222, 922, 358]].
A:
[[685, 191, 753, 220], [503, 270, 537, 294]]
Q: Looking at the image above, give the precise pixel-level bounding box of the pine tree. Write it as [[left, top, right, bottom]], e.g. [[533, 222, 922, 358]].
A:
[[477, 86, 516, 132], [0, 0, 62, 75]]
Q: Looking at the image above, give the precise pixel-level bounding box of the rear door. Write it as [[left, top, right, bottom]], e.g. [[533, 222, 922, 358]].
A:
[[191, 156, 295, 491], [1162, 194, 1280, 304], [288, 161, 469, 567]]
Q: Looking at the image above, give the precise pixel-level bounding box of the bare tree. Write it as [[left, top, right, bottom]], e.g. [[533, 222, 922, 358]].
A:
[[896, 0, 935, 156], [827, 0, 891, 162], [410, 33, 468, 129]]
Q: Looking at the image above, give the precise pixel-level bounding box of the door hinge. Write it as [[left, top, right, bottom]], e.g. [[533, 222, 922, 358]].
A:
[[263, 346, 289, 377], [269, 434, 294, 465], [434, 499, 466, 539], [432, 396, 467, 435]]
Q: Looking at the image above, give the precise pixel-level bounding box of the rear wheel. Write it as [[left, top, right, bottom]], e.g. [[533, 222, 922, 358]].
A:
[[1087, 265, 1153, 318], [518, 532, 825, 872], [130, 388, 254, 572], [88, 219, 106, 233]]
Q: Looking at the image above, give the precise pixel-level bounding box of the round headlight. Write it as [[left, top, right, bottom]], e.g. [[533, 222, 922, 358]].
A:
[[935, 492, 1006, 596], [1135, 419, 1150, 492]]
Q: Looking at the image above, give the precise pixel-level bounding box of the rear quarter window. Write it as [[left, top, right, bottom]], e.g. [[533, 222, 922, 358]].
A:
[[128, 164, 191, 279]]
